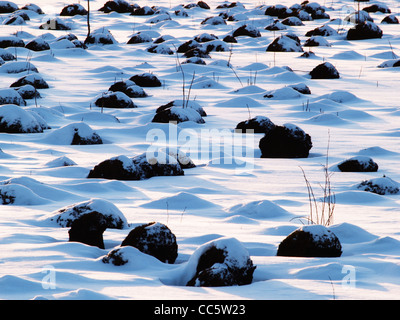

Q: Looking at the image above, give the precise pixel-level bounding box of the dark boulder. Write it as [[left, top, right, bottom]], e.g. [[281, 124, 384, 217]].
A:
[[266, 35, 303, 52], [309, 62, 339, 79], [382, 15, 399, 24], [25, 38, 50, 51], [129, 73, 162, 87], [0, 36, 24, 48], [277, 225, 342, 257], [87, 153, 185, 181], [94, 91, 136, 109], [0, 1, 18, 14], [68, 212, 107, 249], [337, 156, 378, 172], [152, 106, 205, 124], [259, 123, 312, 158], [14, 85, 40, 100], [232, 24, 261, 38], [177, 39, 199, 53], [131, 6, 155, 15], [346, 21, 383, 40], [10, 74, 49, 89], [182, 47, 211, 59], [99, 0, 133, 13], [363, 4, 391, 13], [265, 5, 292, 18], [60, 3, 88, 16], [236, 116, 275, 134], [108, 80, 148, 98], [121, 222, 178, 263], [186, 237, 256, 287]]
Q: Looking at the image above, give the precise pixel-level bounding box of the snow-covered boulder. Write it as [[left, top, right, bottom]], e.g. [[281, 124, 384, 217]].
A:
[[281, 16, 304, 26], [347, 21, 383, 40], [2, 14, 25, 25], [185, 237, 256, 287], [277, 225, 342, 257], [108, 80, 147, 98], [0, 36, 24, 48], [266, 35, 303, 52], [0, 48, 16, 61], [177, 39, 199, 53], [129, 73, 162, 87], [0, 61, 38, 74], [259, 123, 312, 158], [87, 153, 185, 181], [68, 212, 107, 249], [381, 15, 399, 24], [20, 3, 44, 14], [236, 116, 276, 133], [60, 3, 88, 16], [127, 32, 152, 44], [94, 91, 136, 109], [363, 4, 391, 13], [264, 19, 287, 31], [0, 88, 26, 106], [45, 122, 103, 145], [201, 16, 226, 25], [304, 35, 331, 47], [146, 43, 174, 55], [44, 198, 128, 229], [152, 106, 205, 124], [99, 0, 133, 13], [10, 74, 49, 89], [85, 28, 117, 45], [131, 5, 155, 16], [25, 37, 50, 51], [265, 5, 292, 18], [120, 222, 178, 263], [14, 84, 40, 100], [309, 62, 339, 79], [156, 100, 206, 117], [337, 156, 378, 172], [232, 24, 261, 38], [0, 104, 48, 133], [0, 1, 18, 13], [194, 33, 218, 43], [305, 24, 338, 37], [356, 176, 400, 195]]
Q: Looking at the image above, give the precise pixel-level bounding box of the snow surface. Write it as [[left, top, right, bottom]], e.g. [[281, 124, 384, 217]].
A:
[[0, 0, 400, 301]]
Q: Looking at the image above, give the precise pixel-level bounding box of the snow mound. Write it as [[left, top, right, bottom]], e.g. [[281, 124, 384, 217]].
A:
[[356, 176, 400, 195], [227, 200, 292, 219], [0, 184, 49, 205], [45, 156, 77, 168], [141, 192, 217, 210], [217, 96, 264, 108]]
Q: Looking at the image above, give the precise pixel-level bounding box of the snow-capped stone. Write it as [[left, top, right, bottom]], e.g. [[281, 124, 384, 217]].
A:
[[120, 222, 178, 263], [44, 198, 128, 229], [186, 237, 256, 287], [277, 224, 342, 257], [357, 176, 400, 195]]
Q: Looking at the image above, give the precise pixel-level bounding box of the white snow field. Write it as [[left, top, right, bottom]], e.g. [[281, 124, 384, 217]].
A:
[[0, 0, 400, 300]]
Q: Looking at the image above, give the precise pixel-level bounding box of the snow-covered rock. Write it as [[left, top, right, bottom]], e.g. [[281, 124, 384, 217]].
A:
[[44, 122, 103, 145], [259, 123, 312, 158], [185, 237, 256, 287], [357, 176, 400, 195], [43, 198, 128, 228], [277, 224, 342, 257], [87, 152, 185, 181], [0, 104, 48, 133], [120, 222, 178, 263]]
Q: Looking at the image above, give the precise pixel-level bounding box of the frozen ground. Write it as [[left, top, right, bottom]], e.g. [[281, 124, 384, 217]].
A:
[[0, 0, 400, 300]]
